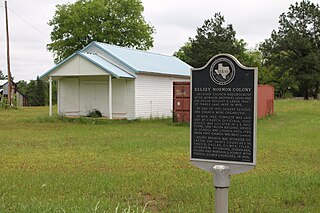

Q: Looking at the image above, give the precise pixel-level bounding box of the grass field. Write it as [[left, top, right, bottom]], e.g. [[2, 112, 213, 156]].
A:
[[0, 100, 319, 212]]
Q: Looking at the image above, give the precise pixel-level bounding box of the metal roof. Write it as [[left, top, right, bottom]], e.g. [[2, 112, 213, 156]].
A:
[[41, 52, 135, 80], [0, 80, 7, 86], [41, 42, 192, 80], [91, 42, 191, 76], [79, 52, 135, 78]]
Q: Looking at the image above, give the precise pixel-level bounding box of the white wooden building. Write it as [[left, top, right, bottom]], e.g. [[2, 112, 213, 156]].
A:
[[41, 42, 191, 119], [0, 80, 28, 106]]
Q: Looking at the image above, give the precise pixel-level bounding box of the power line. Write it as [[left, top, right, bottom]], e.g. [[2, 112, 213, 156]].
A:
[[8, 8, 48, 38]]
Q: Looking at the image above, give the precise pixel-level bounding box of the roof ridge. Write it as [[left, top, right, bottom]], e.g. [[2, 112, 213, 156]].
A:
[[80, 52, 97, 56], [94, 41, 175, 58]]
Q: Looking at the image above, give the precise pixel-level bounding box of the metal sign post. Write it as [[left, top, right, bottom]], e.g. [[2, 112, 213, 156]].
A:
[[190, 54, 258, 212]]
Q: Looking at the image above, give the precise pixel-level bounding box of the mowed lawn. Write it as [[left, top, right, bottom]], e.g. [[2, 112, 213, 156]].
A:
[[0, 100, 319, 212]]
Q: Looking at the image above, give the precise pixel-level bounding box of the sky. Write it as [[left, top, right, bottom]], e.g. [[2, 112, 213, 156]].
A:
[[0, 0, 319, 82]]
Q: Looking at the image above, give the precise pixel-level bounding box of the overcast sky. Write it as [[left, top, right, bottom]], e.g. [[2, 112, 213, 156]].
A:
[[0, 0, 319, 81]]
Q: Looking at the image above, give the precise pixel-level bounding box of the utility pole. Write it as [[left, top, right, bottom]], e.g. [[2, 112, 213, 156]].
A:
[[5, 0, 12, 105]]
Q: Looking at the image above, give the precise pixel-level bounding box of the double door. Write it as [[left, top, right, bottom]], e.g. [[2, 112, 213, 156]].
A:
[[81, 81, 108, 116]]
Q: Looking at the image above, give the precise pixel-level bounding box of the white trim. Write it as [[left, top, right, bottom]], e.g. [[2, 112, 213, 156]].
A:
[[133, 79, 136, 119], [57, 80, 60, 114], [109, 75, 112, 119], [50, 73, 109, 77], [78, 77, 80, 115], [49, 76, 52, 116]]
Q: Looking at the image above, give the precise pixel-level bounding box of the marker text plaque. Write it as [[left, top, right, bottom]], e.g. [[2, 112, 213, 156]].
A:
[[190, 54, 257, 174]]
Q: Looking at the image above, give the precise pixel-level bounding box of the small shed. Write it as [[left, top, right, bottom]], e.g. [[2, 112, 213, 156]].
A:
[[40, 42, 191, 119], [0, 80, 28, 106]]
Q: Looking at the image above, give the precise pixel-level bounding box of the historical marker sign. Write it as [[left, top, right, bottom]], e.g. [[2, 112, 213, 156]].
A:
[[190, 54, 257, 174]]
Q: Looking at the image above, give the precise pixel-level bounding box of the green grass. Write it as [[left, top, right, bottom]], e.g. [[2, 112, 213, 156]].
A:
[[0, 100, 319, 212]]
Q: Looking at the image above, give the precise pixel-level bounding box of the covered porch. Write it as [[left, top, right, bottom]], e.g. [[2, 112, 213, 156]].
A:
[[42, 52, 135, 119]]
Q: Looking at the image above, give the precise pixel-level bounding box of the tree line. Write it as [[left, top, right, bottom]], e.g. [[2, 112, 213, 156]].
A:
[[16, 77, 57, 106], [11, 0, 319, 105], [175, 1, 320, 99]]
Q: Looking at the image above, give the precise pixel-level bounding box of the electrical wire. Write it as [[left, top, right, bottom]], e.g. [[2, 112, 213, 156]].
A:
[[8, 8, 48, 38]]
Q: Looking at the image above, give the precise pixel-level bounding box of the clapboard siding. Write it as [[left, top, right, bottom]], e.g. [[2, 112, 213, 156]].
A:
[[16, 93, 24, 107], [135, 74, 189, 118], [51, 55, 108, 77], [59, 78, 80, 116], [125, 79, 135, 119], [59, 78, 65, 115], [58, 76, 134, 119], [58, 80, 62, 114]]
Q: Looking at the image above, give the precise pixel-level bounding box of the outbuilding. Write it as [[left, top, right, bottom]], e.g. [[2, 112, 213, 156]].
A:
[[41, 41, 191, 119], [0, 80, 28, 106]]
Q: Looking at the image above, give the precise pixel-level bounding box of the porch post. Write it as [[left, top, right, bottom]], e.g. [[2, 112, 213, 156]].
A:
[[49, 76, 52, 117], [57, 80, 60, 115], [109, 75, 112, 119]]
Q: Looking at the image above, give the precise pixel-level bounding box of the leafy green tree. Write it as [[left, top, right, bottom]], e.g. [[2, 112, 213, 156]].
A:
[[26, 80, 37, 106], [16, 80, 28, 95], [260, 0, 320, 99], [239, 50, 298, 97], [45, 81, 57, 106], [174, 13, 247, 68], [19, 79, 57, 106], [174, 41, 192, 65], [47, 0, 155, 63], [26, 77, 47, 106], [36, 77, 46, 106]]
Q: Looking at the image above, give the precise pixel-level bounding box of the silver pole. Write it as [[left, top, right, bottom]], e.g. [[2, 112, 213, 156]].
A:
[[213, 165, 230, 213]]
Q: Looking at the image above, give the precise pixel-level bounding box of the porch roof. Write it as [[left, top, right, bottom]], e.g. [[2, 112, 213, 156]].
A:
[[40, 52, 135, 80], [80, 52, 135, 79]]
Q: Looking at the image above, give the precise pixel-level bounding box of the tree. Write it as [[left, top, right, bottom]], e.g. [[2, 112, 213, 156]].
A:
[[239, 49, 298, 98], [174, 13, 247, 68], [47, 0, 155, 63], [26, 80, 37, 106], [36, 77, 46, 106], [17, 79, 57, 106], [26, 77, 46, 106], [16, 80, 28, 95], [45, 81, 57, 106], [260, 0, 320, 99]]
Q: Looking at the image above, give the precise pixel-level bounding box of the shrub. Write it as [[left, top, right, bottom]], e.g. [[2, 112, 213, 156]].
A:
[[0, 95, 18, 109]]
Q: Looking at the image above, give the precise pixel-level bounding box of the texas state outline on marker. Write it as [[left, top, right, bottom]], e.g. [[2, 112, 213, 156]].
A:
[[215, 63, 230, 79]]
